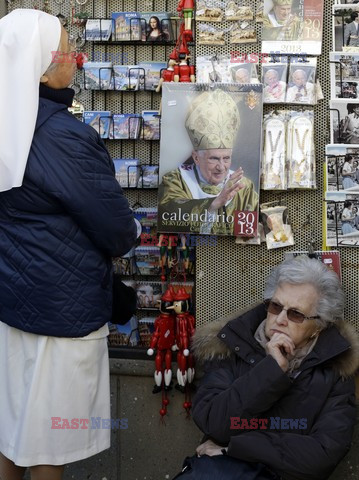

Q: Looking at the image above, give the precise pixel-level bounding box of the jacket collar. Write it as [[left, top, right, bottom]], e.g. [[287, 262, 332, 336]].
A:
[[192, 304, 359, 378]]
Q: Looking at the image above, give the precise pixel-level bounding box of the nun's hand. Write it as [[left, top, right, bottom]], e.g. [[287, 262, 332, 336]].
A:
[[196, 439, 225, 457]]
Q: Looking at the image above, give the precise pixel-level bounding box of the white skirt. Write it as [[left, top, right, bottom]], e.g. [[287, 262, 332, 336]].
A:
[[0, 321, 111, 467]]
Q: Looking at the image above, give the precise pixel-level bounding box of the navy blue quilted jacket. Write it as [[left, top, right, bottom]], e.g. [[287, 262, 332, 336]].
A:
[[0, 87, 137, 337]]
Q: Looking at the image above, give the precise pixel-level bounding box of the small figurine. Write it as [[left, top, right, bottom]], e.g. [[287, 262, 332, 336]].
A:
[[156, 52, 177, 93], [177, 0, 194, 41], [147, 288, 176, 396], [172, 288, 195, 392], [174, 49, 195, 83]]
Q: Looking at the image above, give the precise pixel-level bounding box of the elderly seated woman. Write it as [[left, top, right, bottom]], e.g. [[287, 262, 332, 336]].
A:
[[191, 256, 359, 480]]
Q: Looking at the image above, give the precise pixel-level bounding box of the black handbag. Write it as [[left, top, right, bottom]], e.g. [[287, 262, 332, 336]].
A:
[[111, 274, 137, 325], [172, 455, 279, 480]]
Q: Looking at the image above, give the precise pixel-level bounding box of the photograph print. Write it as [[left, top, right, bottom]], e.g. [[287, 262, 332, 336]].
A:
[[326, 192, 359, 246], [330, 99, 359, 144], [326, 144, 359, 193]]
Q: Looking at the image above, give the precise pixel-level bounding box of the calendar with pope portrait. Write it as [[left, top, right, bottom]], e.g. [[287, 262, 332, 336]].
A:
[[157, 83, 263, 237]]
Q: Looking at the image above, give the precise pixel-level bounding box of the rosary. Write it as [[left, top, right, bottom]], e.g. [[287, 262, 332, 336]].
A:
[[292, 126, 310, 185], [294, 127, 309, 164], [262, 117, 286, 190], [268, 129, 282, 164]]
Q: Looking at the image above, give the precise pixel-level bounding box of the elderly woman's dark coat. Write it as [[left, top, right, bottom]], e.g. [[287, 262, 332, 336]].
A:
[[192, 304, 359, 480]]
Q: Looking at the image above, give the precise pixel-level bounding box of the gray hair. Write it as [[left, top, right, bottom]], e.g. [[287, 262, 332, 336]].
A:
[[43, 39, 62, 76], [263, 255, 344, 328]]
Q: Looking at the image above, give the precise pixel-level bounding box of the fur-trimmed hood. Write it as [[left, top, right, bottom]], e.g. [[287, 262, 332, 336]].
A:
[[192, 303, 359, 379]]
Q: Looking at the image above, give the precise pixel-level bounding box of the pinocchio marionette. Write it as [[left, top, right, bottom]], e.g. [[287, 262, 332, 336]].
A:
[[147, 288, 176, 396], [172, 287, 195, 391]]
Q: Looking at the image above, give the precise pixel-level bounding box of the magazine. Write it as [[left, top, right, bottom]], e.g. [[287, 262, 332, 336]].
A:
[[85, 19, 112, 41], [138, 61, 167, 91], [111, 12, 141, 41], [83, 111, 111, 139], [262, 0, 324, 55], [157, 83, 262, 236], [83, 62, 112, 90], [139, 12, 172, 42]]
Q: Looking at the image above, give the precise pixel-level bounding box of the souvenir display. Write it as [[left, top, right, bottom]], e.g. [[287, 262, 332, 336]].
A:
[[255, 1, 264, 22], [326, 192, 359, 246], [158, 83, 262, 236], [225, 3, 253, 21], [330, 53, 359, 99], [196, 54, 258, 84], [173, 53, 196, 82], [286, 110, 316, 189], [285, 58, 317, 104], [262, 62, 288, 103], [260, 203, 295, 249], [332, 5, 359, 53], [262, 112, 287, 190], [325, 145, 359, 193], [147, 287, 176, 403], [330, 99, 359, 144], [195, 0, 224, 21], [198, 23, 226, 45], [228, 60, 259, 83], [262, 0, 324, 55], [229, 23, 257, 44]]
